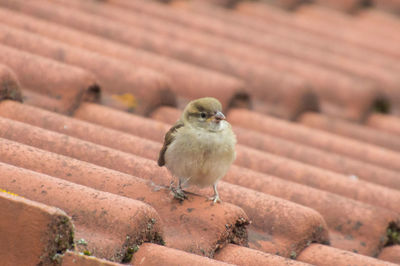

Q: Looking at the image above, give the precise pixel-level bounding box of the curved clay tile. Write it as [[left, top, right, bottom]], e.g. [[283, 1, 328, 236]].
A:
[[0, 44, 99, 114], [0, 7, 249, 112], [0, 191, 74, 265], [0, 136, 249, 258], [299, 112, 400, 152], [228, 108, 400, 172], [0, 24, 175, 116], [367, 113, 400, 137], [297, 244, 398, 266], [0, 161, 163, 262]]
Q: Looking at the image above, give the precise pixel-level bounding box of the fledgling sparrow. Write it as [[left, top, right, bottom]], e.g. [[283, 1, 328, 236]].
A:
[[158, 97, 236, 203]]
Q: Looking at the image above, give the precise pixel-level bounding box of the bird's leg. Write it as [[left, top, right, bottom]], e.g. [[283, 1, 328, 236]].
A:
[[170, 178, 187, 201], [177, 179, 187, 198], [208, 183, 221, 204]]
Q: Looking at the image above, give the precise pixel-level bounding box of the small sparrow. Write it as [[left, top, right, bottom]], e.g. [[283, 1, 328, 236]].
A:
[[158, 97, 236, 203]]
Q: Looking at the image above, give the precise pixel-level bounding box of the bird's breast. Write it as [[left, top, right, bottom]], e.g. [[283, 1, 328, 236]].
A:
[[164, 126, 236, 186]]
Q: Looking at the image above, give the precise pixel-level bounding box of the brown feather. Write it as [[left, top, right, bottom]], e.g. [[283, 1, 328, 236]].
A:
[[158, 122, 184, 166]]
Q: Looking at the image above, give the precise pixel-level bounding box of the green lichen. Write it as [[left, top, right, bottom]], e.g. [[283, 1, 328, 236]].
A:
[[290, 251, 297, 259], [82, 250, 92, 256], [386, 225, 400, 245], [122, 245, 139, 263]]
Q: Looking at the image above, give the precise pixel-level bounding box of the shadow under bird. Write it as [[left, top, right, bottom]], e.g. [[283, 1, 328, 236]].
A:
[[158, 97, 236, 203]]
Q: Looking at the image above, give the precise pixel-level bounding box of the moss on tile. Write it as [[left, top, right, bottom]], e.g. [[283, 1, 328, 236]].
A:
[[386, 222, 400, 246]]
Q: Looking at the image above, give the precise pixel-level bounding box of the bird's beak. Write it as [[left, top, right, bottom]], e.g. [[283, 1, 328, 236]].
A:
[[214, 111, 226, 121]]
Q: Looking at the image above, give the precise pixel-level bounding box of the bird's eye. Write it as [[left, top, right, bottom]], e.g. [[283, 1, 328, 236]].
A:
[[200, 112, 206, 118]]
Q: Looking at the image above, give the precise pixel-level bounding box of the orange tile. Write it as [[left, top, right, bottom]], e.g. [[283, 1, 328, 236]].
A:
[[214, 244, 312, 265], [306, 0, 364, 12], [1, 0, 399, 264], [299, 112, 400, 152], [21, 101, 390, 255], [0, 160, 162, 262], [373, 0, 400, 13], [151, 106, 400, 215], [0, 24, 175, 115], [147, 1, 400, 108], [152, 105, 400, 191], [0, 103, 332, 257], [358, 9, 400, 35], [168, 1, 393, 121], [228, 108, 400, 173], [236, 2, 400, 59], [0, 114, 330, 257], [0, 124, 249, 258], [297, 244, 398, 266], [77, 104, 400, 216], [0, 7, 249, 111], [132, 243, 233, 266], [367, 113, 400, 137], [62, 251, 123, 266], [0, 0, 316, 119], [22, 89, 70, 114], [0, 191, 74, 265], [212, 182, 329, 257], [0, 44, 98, 114], [378, 245, 400, 264]]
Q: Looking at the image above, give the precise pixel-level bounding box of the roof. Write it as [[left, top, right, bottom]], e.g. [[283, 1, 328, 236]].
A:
[[0, 0, 399, 265]]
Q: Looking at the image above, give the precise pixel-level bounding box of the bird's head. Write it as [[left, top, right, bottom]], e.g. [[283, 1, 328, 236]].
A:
[[182, 97, 227, 132]]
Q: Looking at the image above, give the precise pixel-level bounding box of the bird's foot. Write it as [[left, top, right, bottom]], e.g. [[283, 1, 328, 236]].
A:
[[208, 194, 222, 205], [171, 186, 187, 201]]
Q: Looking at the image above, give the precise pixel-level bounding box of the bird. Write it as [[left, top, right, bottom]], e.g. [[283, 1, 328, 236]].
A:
[[158, 97, 236, 204]]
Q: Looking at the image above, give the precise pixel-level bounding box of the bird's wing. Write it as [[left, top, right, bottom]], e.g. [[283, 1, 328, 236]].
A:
[[158, 121, 184, 166]]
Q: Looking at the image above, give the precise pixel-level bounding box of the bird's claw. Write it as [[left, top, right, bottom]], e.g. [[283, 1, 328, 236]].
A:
[[171, 187, 187, 201], [208, 195, 222, 204]]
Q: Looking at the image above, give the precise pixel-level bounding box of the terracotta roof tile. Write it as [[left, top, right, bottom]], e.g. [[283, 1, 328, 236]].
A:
[[373, 0, 400, 13], [61, 251, 123, 266], [367, 113, 400, 136], [132, 243, 233, 266], [358, 8, 400, 31], [228, 108, 400, 172], [297, 244, 398, 266], [307, 0, 364, 13], [62, 102, 397, 255], [378, 245, 400, 264], [109, 0, 399, 120], [0, 191, 74, 265], [214, 244, 312, 265], [215, 182, 329, 257], [166, 1, 392, 121], [0, 23, 175, 115], [0, 63, 22, 102], [290, 4, 400, 58], [235, 2, 400, 58], [151, 106, 400, 212], [1, 0, 400, 264], [75, 104, 400, 216], [0, 44, 99, 114], [0, 0, 317, 119], [0, 101, 332, 258], [0, 6, 249, 110], [0, 136, 250, 259], [299, 112, 400, 152], [0, 160, 163, 262], [171, 2, 400, 106], [21, 89, 70, 114], [234, 126, 400, 190], [54, 0, 321, 120]]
